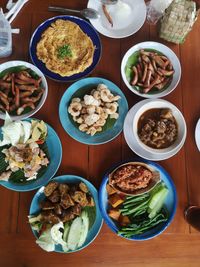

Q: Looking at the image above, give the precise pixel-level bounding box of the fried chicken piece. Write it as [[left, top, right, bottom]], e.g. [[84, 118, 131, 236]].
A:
[[44, 181, 59, 197]]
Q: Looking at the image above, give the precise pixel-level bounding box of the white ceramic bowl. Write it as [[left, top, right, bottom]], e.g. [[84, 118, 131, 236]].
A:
[[133, 99, 187, 156], [0, 60, 48, 120], [121, 41, 181, 98], [87, 0, 147, 39]]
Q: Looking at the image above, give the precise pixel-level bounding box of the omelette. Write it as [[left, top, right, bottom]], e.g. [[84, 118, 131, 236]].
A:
[[36, 19, 95, 77]]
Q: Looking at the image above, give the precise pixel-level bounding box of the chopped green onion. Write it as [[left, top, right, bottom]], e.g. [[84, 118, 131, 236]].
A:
[[57, 44, 72, 59]]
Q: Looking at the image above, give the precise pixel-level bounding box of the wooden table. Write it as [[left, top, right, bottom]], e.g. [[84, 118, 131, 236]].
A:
[[0, 1, 200, 266]]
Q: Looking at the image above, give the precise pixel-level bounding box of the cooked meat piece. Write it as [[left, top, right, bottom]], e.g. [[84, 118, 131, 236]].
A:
[[71, 204, 82, 216], [87, 195, 95, 207], [58, 183, 69, 196], [79, 182, 88, 193], [44, 181, 59, 197], [60, 193, 74, 209], [156, 120, 167, 133], [40, 210, 60, 224], [54, 204, 63, 215], [69, 185, 78, 194], [147, 118, 156, 128], [143, 123, 152, 133], [71, 191, 88, 207], [61, 209, 76, 223], [160, 109, 173, 119], [40, 200, 55, 210], [0, 171, 12, 181], [47, 189, 60, 203]]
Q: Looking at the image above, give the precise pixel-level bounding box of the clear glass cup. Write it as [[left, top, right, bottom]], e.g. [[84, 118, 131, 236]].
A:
[[184, 206, 200, 231]]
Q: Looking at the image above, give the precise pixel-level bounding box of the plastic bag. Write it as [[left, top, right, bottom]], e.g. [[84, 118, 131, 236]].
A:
[[146, 0, 173, 24]]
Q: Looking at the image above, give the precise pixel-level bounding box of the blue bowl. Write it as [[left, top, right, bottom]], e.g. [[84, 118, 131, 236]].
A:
[[29, 175, 103, 253], [59, 77, 128, 145], [99, 158, 177, 241], [29, 15, 102, 82], [0, 120, 62, 192]]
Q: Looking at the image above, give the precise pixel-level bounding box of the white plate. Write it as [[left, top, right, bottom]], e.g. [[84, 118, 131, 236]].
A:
[[0, 60, 48, 120], [87, 0, 147, 39], [121, 41, 181, 98], [123, 99, 187, 161], [195, 118, 200, 151]]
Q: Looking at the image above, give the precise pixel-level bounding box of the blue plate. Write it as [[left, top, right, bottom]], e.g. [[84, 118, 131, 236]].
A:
[[29, 15, 102, 82], [59, 77, 128, 145], [0, 120, 62, 192], [29, 175, 103, 253], [99, 158, 177, 241]]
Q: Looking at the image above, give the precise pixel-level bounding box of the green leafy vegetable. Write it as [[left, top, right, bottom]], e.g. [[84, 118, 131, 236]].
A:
[[118, 211, 168, 237], [117, 182, 169, 237], [57, 44, 72, 59]]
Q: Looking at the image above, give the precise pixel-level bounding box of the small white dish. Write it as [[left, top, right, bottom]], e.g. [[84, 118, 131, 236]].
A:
[[121, 41, 181, 98], [87, 0, 147, 39], [123, 99, 187, 161], [0, 60, 48, 120], [195, 118, 200, 151]]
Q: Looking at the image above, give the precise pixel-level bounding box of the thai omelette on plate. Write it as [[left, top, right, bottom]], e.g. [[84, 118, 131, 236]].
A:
[[36, 19, 95, 77]]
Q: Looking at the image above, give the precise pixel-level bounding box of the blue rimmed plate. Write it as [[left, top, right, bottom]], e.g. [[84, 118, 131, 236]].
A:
[[0, 120, 62, 192], [29, 15, 102, 82], [29, 175, 103, 253], [59, 77, 128, 145], [99, 158, 177, 241]]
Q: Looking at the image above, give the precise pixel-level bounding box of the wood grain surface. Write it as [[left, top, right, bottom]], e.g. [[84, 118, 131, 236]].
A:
[[0, 0, 200, 266]]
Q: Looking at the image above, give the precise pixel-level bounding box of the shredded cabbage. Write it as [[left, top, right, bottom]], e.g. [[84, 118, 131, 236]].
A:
[[50, 222, 66, 246], [36, 229, 55, 252], [21, 121, 32, 143], [0, 113, 32, 146]]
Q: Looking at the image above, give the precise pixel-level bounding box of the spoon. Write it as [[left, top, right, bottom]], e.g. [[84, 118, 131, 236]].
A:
[[48, 6, 100, 20]]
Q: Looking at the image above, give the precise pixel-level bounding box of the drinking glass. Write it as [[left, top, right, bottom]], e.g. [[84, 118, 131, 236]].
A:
[[184, 206, 200, 231]]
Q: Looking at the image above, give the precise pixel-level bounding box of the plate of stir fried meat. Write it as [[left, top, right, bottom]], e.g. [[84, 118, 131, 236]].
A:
[[121, 42, 181, 98], [0, 114, 62, 191], [29, 175, 103, 253], [0, 61, 48, 120]]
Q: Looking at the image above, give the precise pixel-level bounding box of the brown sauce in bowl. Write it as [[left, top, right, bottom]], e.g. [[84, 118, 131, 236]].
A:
[[137, 108, 178, 149]]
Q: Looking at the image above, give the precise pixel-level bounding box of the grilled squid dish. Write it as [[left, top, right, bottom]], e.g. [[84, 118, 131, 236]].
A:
[[0, 68, 44, 115]]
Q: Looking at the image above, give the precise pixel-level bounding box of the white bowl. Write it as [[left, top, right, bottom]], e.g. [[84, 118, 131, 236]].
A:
[[133, 99, 187, 155], [0, 60, 48, 120], [123, 99, 187, 161], [87, 0, 147, 39], [121, 41, 181, 98]]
